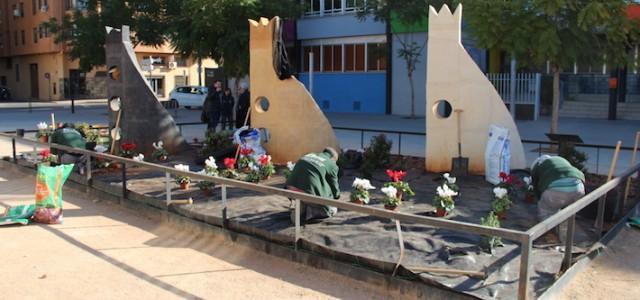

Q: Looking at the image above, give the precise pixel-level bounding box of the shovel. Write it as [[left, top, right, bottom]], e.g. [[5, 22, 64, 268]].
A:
[[451, 109, 469, 176]]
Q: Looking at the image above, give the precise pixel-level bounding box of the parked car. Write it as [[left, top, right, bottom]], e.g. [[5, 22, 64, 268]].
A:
[[0, 87, 11, 101], [168, 86, 208, 109]]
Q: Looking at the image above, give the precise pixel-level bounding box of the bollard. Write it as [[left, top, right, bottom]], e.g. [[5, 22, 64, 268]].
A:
[[16, 129, 24, 137], [12, 138, 17, 163]]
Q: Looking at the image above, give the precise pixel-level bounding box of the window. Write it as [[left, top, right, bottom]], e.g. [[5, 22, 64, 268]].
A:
[[324, 0, 342, 14], [345, 0, 363, 12], [344, 44, 365, 71], [367, 43, 387, 71], [175, 56, 188, 67], [305, 0, 321, 16], [0, 33, 3, 48], [13, 31, 17, 47], [19, 2, 24, 17], [12, 4, 17, 19], [15, 64, 20, 82], [33, 28, 38, 43], [21, 30, 25, 45], [142, 55, 166, 66], [322, 45, 342, 72], [32, 0, 36, 15], [302, 46, 320, 72]]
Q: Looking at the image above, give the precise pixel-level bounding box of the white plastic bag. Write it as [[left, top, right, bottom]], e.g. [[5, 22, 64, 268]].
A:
[[233, 127, 266, 159], [485, 125, 511, 184]]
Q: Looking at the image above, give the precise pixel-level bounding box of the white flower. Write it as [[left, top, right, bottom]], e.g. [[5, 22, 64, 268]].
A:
[[523, 176, 531, 186], [437, 184, 458, 198], [287, 161, 295, 171], [205, 156, 217, 169], [352, 178, 375, 190], [174, 164, 190, 172], [443, 173, 457, 184], [152, 141, 164, 150], [493, 187, 508, 199], [37, 122, 48, 130], [132, 154, 144, 162], [381, 186, 397, 198], [94, 145, 108, 153]]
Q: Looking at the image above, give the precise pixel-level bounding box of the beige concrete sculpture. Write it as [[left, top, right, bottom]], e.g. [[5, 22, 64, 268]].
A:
[[249, 17, 340, 164], [425, 5, 526, 174]]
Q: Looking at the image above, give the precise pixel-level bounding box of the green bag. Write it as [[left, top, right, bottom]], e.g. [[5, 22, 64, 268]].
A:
[[32, 164, 74, 224], [0, 204, 36, 226]]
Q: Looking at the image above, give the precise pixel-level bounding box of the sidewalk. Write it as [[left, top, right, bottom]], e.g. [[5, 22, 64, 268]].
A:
[[0, 99, 107, 110], [0, 167, 391, 299]]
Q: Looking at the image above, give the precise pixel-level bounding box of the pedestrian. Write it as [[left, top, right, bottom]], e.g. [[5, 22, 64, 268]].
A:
[[236, 82, 250, 129], [286, 147, 341, 223], [221, 87, 235, 130], [531, 155, 585, 242], [204, 81, 223, 132]]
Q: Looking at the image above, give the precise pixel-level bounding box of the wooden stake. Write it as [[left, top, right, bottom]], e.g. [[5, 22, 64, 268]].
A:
[[623, 132, 640, 206], [110, 110, 122, 155], [607, 141, 622, 181], [234, 106, 253, 161], [596, 141, 622, 230], [50, 113, 55, 129], [407, 266, 486, 279]]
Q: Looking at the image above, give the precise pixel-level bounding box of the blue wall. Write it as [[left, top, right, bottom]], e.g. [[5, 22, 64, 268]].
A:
[[298, 73, 386, 114], [297, 15, 385, 40]]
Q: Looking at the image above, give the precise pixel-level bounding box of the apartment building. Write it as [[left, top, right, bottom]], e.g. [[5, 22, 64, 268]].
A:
[[0, 0, 217, 101]]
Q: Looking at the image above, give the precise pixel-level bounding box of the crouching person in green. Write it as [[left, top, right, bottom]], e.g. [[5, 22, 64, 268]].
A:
[[50, 123, 88, 174], [531, 155, 585, 242], [286, 147, 341, 223]]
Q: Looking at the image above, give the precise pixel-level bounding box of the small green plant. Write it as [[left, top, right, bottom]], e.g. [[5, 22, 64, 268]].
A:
[[174, 164, 191, 185], [36, 122, 52, 138], [152, 141, 169, 161], [381, 186, 401, 208], [196, 180, 215, 190], [432, 184, 457, 214], [282, 161, 295, 179], [245, 163, 261, 183], [491, 187, 511, 216], [350, 178, 375, 204], [257, 154, 275, 179], [360, 134, 392, 178], [384, 170, 415, 200], [480, 211, 503, 253], [201, 130, 234, 157]]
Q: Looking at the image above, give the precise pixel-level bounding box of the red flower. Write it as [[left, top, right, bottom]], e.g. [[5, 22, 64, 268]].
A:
[[239, 148, 253, 156], [499, 172, 508, 181], [121, 142, 137, 152], [386, 169, 407, 182], [39, 149, 50, 158], [258, 154, 271, 166], [224, 158, 236, 169]]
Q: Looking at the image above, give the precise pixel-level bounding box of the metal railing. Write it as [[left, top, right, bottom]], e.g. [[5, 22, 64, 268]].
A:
[[2, 128, 639, 300], [487, 73, 542, 120]]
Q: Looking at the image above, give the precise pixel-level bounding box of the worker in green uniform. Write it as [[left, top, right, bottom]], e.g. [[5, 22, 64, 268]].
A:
[[531, 155, 585, 241], [286, 147, 341, 223], [50, 123, 87, 173]]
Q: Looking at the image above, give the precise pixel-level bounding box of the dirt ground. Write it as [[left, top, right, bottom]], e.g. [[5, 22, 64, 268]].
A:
[[559, 225, 640, 300], [0, 168, 400, 300]]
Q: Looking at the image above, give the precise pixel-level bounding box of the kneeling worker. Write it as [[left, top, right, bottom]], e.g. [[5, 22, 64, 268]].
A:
[[50, 123, 88, 173], [531, 155, 585, 241], [286, 147, 341, 223]]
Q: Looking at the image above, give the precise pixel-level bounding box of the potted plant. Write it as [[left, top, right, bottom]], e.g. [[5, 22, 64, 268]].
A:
[[480, 211, 503, 253], [433, 184, 457, 217], [258, 154, 275, 180], [244, 162, 261, 183], [38, 149, 57, 165], [522, 176, 536, 203], [442, 173, 459, 195], [491, 187, 511, 219], [197, 157, 218, 195], [221, 158, 238, 179], [132, 153, 144, 162], [381, 185, 401, 210], [197, 181, 215, 196], [350, 177, 375, 204], [120, 142, 138, 158], [36, 122, 51, 143], [174, 164, 191, 190], [152, 141, 169, 161], [85, 129, 99, 151], [283, 161, 295, 179], [384, 169, 415, 201], [237, 148, 254, 172]]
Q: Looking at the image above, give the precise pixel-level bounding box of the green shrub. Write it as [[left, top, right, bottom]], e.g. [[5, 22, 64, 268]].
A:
[[360, 134, 392, 178]]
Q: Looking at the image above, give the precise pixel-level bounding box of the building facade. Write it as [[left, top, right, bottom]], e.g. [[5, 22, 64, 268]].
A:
[[0, 0, 217, 101], [294, 1, 487, 116]]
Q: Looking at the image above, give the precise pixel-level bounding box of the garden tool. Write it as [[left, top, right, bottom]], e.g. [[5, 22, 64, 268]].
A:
[[451, 109, 469, 176], [109, 98, 123, 155]]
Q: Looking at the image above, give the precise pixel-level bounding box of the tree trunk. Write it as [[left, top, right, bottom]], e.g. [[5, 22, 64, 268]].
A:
[[409, 73, 415, 118], [550, 68, 560, 134]]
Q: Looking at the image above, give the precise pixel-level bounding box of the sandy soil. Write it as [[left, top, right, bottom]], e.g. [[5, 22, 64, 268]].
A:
[[0, 168, 399, 300], [559, 226, 640, 300]]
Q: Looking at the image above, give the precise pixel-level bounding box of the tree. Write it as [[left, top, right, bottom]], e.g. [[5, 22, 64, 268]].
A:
[[462, 0, 640, 133], [358, 0, 453, 118]]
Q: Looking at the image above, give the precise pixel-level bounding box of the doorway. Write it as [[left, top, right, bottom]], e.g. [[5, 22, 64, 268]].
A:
[[147, 77, 165, 97], [30, 63, 39, 99]]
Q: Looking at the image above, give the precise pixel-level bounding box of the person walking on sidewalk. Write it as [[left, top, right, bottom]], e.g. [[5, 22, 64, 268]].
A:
[[235, 82, 250, 129], [204, 81, 223, 132]]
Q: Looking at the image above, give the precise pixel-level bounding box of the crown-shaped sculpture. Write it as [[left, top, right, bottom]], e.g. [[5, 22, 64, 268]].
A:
[[428, 4, 462, 43]]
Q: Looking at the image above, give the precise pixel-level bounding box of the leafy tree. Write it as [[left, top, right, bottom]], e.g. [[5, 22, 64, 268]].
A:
[[462, 0, 640, 133]]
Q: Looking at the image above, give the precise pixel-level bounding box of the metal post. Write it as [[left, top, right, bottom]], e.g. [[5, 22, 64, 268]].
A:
[[510, 57, 517, 118], [518, 236, 532, 300], [121, 162, 127, 199], [165, 172, 171, 207], [398, 133, 402, 155], [12, 138, 17, 163], [360, 131, 364, 149], [596, 148, 600, 174], [295, 199, 301, 251], [222, 184, 228, 229], [534, 74, 541, 120], [85, 156, 92, 192], [561, 215, 576, 272], [309, 52, 314, 95]]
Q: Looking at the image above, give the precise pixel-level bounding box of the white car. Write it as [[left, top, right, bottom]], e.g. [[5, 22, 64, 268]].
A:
[[169, 86, 208, 109]]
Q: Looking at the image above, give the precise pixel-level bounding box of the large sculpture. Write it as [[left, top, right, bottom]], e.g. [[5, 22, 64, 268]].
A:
[[425, 5, 526, 174], [105, 26, 188, 156], [249, 17, 340, 164]]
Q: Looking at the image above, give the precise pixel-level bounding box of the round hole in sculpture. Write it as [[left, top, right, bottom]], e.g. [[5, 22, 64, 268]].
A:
[[108, 65, 121, 81], [432, 100, 453, 119], [255, 97, 270, 113]]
